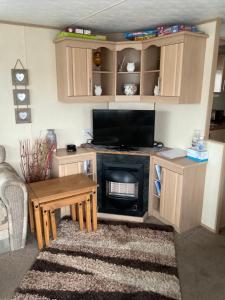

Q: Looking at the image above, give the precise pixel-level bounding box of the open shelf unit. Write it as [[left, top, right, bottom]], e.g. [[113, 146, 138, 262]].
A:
[[151, 163, 162, 214], [116, 48, 141, 97], [142, 45, 161, 96], [92, 47, 115, 96]]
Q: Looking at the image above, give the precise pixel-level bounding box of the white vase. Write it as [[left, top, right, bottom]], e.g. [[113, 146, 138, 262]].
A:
[[46, 129, 57, 149], [124, 84, 137, 96], [94, 85, 102, 96]]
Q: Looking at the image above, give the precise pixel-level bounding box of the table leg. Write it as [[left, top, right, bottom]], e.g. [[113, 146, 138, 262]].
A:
[[43, 209, 50, 247], [34, 202, 43, 250], [85, 196, 91, 232], [50, 210, 57, 240], [71, 204, 77, 222], [28, 199, 35, 233], [91, 190, 97, 231], [78, 202, 83, 230]]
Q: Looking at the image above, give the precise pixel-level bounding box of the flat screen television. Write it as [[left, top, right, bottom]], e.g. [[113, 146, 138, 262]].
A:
[[92, 109, 155, 149]]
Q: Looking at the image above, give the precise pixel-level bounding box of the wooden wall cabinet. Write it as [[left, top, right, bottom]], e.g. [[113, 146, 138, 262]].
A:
[[55, 32, 207, 104], [142, 33, 207, 103], [149, 155, 206, 232], [55, 38, 116, 102]]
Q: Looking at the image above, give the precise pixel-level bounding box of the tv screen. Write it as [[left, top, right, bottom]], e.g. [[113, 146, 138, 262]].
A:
[[92, 109, 155, 148]]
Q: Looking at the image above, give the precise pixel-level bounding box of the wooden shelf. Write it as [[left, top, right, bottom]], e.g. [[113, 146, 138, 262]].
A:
[[93, 71, 113, 74], [144, 69, 160, 73], [117, 71, 140, 74]]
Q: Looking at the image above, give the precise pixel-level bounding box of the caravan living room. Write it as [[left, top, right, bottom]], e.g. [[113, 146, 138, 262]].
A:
[[0, 1, 225, 299]]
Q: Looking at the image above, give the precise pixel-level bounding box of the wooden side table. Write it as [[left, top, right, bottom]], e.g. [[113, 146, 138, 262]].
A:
[[28, 174, 97, 249], [51, 147, 96, 217]]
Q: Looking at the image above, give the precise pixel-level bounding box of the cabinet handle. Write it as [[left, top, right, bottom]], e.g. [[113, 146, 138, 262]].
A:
[[158, 77, 161, 96], [89, 78, 92, 95]]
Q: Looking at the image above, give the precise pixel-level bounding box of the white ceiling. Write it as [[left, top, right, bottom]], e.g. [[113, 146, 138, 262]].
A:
[[0, 0, 225, 33]]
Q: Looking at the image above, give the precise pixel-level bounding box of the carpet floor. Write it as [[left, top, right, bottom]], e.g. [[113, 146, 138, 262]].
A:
[[12, 220, 181, 300]]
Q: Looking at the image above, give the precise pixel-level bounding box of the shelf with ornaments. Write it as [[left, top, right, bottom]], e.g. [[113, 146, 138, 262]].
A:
[[92, 47, 115, 97]]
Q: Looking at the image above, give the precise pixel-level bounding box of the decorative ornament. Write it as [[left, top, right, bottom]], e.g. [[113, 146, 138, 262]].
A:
[[93, 51, 101, 68], [11, 59, 31, 123]]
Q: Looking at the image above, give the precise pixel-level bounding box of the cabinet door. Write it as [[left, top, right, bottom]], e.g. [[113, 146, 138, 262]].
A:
[[160, 168, 182, 227], [61, 162, 83, 176], [66, 47, 92, 96], [160, 43, 183, 96]]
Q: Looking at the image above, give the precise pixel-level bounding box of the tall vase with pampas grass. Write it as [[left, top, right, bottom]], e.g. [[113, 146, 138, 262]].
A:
[[20, 138, 55, 183]]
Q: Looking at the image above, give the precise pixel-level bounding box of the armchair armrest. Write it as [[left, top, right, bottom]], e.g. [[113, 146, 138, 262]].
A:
[[0, 162, 28, 250]]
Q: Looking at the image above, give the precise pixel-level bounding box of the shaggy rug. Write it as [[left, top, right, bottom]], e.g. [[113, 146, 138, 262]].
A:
[[13, 220, 181, 300]]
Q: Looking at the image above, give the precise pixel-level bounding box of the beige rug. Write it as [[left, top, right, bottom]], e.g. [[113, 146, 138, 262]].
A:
[[13, 219, 181, 300]]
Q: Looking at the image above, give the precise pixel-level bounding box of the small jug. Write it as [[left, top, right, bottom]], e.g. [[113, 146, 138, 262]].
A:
[[127, 62, 135, 72], [94, 85, 102, 96]]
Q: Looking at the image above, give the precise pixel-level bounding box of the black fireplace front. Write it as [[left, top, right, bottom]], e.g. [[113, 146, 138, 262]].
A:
[[97, 153, 149, 217]]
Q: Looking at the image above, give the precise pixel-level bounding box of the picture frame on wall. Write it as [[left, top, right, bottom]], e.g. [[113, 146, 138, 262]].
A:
[[11, 69, 29, 85], [15, 108, 32, 124], [13, 89, 30, 105]]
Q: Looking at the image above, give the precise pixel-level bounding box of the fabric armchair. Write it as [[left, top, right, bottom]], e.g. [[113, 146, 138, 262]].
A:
[[0, 146, 27, 253]]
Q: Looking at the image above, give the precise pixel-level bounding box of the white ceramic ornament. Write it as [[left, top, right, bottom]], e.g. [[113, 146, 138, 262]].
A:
[[94, 85, 102, 96], [126, 62, 135, 72]]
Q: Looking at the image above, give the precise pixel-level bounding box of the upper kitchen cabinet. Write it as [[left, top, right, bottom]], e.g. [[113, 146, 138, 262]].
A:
[[141, 32, 207, 103], [54, 38, 115, 102], [54, 32, 207, 104]]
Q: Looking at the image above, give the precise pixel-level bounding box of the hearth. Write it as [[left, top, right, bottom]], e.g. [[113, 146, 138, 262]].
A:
[[97, 153, 149, 217]]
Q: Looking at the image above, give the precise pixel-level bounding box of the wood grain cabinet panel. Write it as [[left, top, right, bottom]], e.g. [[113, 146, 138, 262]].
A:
[[149, 155, 207, 232], [72, 48, 92, 96], [160, 43, 183, 97], [57, 46, 92, 99], [160, 168, 182, 227]]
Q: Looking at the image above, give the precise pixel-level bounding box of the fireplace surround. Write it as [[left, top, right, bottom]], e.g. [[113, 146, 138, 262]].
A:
[[97, 153, 149, 217]]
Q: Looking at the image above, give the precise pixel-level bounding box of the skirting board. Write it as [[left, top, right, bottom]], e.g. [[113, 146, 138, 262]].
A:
[[97, 212, 148, 223]]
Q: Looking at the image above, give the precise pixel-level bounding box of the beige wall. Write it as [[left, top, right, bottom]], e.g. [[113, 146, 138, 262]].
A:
[[0, 24, 107, 171]]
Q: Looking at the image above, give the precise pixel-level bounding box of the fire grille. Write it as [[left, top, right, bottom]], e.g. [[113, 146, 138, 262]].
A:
[[106, 181, 138, 198]]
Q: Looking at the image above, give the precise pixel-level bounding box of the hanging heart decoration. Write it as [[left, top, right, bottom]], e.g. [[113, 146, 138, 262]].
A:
[[17, 93, 26, 101], [16, 73, 25, 82], [19, 111, 28, 120]]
